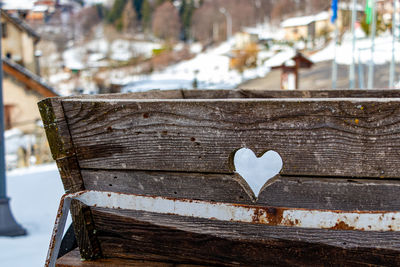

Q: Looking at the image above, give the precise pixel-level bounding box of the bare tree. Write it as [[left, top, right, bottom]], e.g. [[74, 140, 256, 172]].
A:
[[270, 0, 296, 22], [75, 6, 102, 37], [192, 1, 222, 42], [122, 0, 138, 33], [152, 1, 181, 41], [308, 0, 330, 13]]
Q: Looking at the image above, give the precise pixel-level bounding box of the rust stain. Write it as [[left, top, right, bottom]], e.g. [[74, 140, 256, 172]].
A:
[[330, 221, 356, 230], [251, 207, 285, 225]]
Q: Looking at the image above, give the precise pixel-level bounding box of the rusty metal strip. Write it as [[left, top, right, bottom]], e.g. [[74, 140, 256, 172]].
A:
[[46, 190, 400, 267], [45, 195, 72, 267]]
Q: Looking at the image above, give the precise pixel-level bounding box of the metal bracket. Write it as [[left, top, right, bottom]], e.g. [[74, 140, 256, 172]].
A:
[[45, 190, 400, 267]]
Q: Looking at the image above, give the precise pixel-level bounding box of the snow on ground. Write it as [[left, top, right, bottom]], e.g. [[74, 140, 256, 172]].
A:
[[5, 129, 37, 170], [121, 39, 271, 92], [311, 31, 400, 65], [63, 47, 86, 71], [0, 164, 70, 267], [3, 0, 35, 10], [111, 39, 162, 61]]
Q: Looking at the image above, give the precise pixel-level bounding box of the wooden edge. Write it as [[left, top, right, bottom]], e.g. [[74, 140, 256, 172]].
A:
[[43, 89, 400, 102], [38, 98, 75, 160], [56, 249, 204, 267], [38, 98, 102, 259]]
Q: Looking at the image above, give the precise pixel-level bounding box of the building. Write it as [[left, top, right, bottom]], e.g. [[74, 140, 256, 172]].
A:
[[1, 10, 41, 75], [1, 9, 57, 133], [3, 58, 57, 133], [336, 2, 365, 32], [281, 11, 332, 42]]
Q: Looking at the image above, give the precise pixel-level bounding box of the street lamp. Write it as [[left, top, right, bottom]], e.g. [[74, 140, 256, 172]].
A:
[[219, 7, 232, 41], [0, 2, 26, 237]]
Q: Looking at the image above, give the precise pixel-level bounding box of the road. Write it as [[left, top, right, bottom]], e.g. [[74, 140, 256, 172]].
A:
[[239, 60, 400, 90]]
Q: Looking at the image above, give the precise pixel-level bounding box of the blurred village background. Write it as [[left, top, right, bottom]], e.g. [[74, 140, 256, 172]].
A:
[[1, 0, 400, 266], [1, 0, 400, 173]]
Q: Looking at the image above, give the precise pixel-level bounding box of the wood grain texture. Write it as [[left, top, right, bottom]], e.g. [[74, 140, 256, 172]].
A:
[[81, 170, 255, 203], [63, 98, 400, 178], [41, 91, 400, 265], [183, 89, 400, 99], [56, 249, 203, 267], [38, 98, 75, 160], [61, 89, 400, 101], [38, 99, 101, 260], [90, 208, 400, 266], [236, 89, 400, 99], [81, 170, 400, 211]]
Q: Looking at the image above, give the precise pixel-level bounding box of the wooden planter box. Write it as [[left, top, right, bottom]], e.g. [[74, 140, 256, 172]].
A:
[[39, 89, 400, 266]]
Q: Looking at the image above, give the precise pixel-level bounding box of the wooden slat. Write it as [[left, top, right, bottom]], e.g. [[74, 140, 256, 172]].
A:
[[183, 89, 400, 99], [56, 249, 203, 267], [38, 99, 101, 260], [90, 208, 400, 266], [81, 170, 400, 211], [236, 89, 400, 99], [63, 98, 400, 178], [61, 89, 400, 101], [82, 170, 255, 203]]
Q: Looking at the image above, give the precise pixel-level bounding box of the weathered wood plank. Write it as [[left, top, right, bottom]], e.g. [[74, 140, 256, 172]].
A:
[[38, 99, 101, 260], [81, 170, 254, 203], [38, 98, 75, 160], [236, 89, 400, 99], [56, 249, 203, 267], [183, 89, 400, 99], [61, 89, 400, 101], [63, 98, 400, 178], [91, 208, 400, 266], [81, 170, 400, 211]]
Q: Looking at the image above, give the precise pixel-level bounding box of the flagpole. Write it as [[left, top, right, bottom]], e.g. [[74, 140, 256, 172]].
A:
[[332, 22, 338, 89], [389, 0, 397, 88], [368, 0, 376, 89], [349, 0, 357, 89], [331, 0, 338, 89]]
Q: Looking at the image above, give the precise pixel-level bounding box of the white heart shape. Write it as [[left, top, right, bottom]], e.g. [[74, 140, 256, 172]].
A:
[[234, 148, 283, 198]]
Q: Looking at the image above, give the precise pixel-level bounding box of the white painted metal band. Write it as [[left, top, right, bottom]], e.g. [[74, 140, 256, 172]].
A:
[[75, 190, 400, 232]]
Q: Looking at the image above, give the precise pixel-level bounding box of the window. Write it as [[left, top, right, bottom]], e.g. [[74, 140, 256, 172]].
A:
[[4, 104, 14, 130], [2, 23, 7, 38]]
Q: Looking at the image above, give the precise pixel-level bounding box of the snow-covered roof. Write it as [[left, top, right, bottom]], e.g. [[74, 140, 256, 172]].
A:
[[3, 58, 58, 97], [314, 11, 330, 21], [264, 50, 296, 68], [281, 11, 330, 28], [264, 49, 313, 68]]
